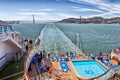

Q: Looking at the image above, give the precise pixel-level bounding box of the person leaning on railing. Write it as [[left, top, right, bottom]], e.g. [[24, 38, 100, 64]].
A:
[[24, 39, 29, 51], [28, 39, 33, 50], [118, 61, 120, 66]]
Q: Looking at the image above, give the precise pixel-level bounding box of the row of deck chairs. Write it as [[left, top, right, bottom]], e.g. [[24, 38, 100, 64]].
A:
[[105, 62, 120, 71], [51, 55, 76, 61], [101, 56, 120, 71], [60, 61, 70, 71], [90, 54, 120, 71]]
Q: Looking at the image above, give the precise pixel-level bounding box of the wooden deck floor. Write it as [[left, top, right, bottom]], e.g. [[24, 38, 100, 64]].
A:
[[28, 55, 120, 80], [27, 56, 88, 80], [51, 57, 86, 80], [28, 63, 38, 79]]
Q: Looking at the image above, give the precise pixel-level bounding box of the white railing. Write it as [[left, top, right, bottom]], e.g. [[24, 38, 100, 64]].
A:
[[0, 33, 11, 42], [25, 47, 36, 71], [0, 30, 22, 47], [0, 34, 4, 40], [24, 47, 37, 80], [0, 25, 20, 44]]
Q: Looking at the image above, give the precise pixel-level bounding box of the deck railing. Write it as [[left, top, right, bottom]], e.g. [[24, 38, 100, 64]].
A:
[[0, 25, 21, 45], [24, 46, 36, 80], [0, 29, 23, 48]]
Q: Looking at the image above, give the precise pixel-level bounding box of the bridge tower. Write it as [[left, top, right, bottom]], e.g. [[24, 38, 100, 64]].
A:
[[33, 14, 35, 24], [79, 16, 82, 24]]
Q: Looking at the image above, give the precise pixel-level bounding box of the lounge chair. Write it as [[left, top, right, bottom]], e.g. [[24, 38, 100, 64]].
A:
[[39, 66, 43, 73], [60, 61, 70, 71], [68, 55, 76, 60], [107, 61, 112, 65], [50, 56, 57, 61], [113, 67, 120, 71], [108, 64, 120, 71], [101, 59, 108, 65], [91, 55, 97, 59], [56, 56, 62, 61]]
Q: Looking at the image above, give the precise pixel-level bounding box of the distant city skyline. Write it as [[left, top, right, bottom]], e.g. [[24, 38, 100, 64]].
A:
[[0, 0, 120, 21]]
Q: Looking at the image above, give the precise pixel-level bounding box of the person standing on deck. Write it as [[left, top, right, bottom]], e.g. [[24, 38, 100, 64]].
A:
[[43, 50, 47, 60], [100, 51, 102, 56], [48, 53, 50, 59], [29, 39, 33, 49], [35, 38, 40, 47], [24, 39, 28, 51], [39, 51, 43, 65]]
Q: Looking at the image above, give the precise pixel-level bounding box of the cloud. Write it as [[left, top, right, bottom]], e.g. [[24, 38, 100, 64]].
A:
[[69, 0, 120, 18], [2, 0, 120, 21], [18, 12, 75, 21], [0, 12, 22, 21], [56, 13, 79, 18], [19, 11, 80, 20], [87, 12, 117, 18], [18, 8, 54, 12], [19, 12, 48, 16], [17, 8, 56, 20], [71, 6, 104, 13]]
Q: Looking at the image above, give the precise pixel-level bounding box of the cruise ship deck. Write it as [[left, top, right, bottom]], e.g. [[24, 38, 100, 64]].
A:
[[24, 48, 120, 80], [24, 24, 120, 80], [26, 54, 87, 80]]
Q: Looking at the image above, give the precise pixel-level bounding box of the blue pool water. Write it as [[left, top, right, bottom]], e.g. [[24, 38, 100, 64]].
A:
[[72, 60, 111, 78]]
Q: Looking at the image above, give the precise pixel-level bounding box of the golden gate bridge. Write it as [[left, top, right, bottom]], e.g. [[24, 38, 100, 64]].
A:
[[7, 14, 52, 24], [10, 14, 83, 24]]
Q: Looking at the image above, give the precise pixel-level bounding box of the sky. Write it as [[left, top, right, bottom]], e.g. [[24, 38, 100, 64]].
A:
[[0, 0, 120, 21]]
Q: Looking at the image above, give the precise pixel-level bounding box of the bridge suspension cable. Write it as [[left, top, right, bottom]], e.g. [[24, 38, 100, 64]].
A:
[[16, 13, 57, 24], [19, 15, 33, 21]]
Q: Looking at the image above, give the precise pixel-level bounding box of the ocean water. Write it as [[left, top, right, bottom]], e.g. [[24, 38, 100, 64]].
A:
[[12, 23, 120, 54], [38, 24, 81, 54], [12, 24, 44, 40]]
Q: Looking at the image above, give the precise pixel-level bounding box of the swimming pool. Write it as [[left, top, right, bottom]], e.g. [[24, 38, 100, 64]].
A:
[[72, 60, 111, 79]]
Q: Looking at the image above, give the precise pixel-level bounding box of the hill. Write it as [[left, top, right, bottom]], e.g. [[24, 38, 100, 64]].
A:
[[57, 17, 120, 24]]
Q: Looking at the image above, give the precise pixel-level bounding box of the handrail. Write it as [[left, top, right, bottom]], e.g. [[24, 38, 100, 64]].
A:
[[0, 25, 21, 47], [87, 65, 117, 80], [24, 46, 37, 80], [24, 50, 32, 80], [11, 29, 21, 42], [0, 54, 7, 60], [24, 61, 32, 80]]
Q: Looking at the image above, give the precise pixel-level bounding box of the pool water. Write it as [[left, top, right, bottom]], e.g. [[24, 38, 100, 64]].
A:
[[72, 60, 111, 78]]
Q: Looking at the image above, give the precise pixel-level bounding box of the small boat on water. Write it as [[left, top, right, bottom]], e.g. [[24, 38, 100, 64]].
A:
[[0, 24, 25, 69]]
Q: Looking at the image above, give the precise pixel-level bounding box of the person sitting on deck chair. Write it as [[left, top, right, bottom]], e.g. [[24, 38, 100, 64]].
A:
[[43, 65, 50, 72], [49, 68, 63, 78]]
